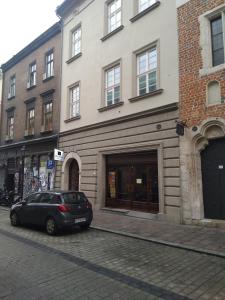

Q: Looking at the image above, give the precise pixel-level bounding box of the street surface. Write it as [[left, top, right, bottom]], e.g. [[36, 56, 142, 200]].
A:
[[0, 208, 225, 299]]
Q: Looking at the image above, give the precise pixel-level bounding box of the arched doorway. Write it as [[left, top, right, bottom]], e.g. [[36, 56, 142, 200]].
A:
[[68, 159, 79, 191], [201, 138, 225, 220]]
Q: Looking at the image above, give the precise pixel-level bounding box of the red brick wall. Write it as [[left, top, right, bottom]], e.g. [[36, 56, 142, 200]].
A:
[[178, 0, 225, 127]]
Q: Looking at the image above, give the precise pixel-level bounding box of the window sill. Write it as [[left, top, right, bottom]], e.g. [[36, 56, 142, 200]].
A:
[[199, 63, 225, 77], [7, 96, 15, 101], [98, 101, 124, 112], [130, 1, 161, 23], [27, 84, 36, 91], [206, 100, 225, 107], [43, 75, 54, 83], [101, 25, 124, 42], [5, 138, 13, 143], [24, 133, 35, 138], [66, 52, 82, 64], [64, 115, 81, 123], [129, 89, 163, 103], [40, 128, 53, 134]]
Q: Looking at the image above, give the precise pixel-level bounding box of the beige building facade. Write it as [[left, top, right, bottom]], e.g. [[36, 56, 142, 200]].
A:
[[56, 0, 180, 223]]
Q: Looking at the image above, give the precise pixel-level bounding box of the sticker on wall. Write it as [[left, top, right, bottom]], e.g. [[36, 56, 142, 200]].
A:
[[136, 178, 142, 184]]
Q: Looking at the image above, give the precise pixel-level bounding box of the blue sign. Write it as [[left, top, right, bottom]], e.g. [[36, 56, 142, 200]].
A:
[[47, 160, 54, 169]]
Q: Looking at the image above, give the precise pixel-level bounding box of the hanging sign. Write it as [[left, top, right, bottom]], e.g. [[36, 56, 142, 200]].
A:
[[54, 149, 64, 161]]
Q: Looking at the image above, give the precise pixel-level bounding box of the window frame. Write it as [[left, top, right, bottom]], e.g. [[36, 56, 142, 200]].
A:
[[199, 6, 225, 76], [26, 107, 35, 134], [8, 75, 16, 99], [71, 25, 82, 58], [210, 15, 225, 67], [136, 45, 158, 96], [43, 101, 53, 132], [28, 61, 37, 88], [138, 0, 157, 13], [69, 83, 80, 119], [44, 49, 54, 79], [104, 63, 121, 107], [107, 0, 122, 34], [7, 114, 14, 140]]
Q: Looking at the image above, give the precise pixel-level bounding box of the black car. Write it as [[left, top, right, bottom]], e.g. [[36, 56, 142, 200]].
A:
[[10, 191, 93, 235]]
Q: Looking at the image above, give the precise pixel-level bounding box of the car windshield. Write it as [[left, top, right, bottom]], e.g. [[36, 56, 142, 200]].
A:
[[62, 192, 87, 204]]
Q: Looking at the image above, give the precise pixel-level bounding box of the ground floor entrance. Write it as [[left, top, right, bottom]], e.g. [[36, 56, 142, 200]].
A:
[[201, 138, 225, 220], [106, 151, 159, 213]]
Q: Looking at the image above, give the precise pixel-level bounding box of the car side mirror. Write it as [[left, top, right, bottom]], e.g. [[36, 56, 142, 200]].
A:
[[21, 200, 26, 206]]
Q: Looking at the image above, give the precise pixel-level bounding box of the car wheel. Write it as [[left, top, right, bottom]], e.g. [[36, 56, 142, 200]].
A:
[[81, 222, 91, 230], [46, 218, 57, 235], [10, 212, 20, 226]]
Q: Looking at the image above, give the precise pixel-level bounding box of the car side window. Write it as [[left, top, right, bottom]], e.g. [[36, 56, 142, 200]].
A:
[[26, 193, 41, 204], [39, 193, 51, 204], [49, 195, 62, 204]]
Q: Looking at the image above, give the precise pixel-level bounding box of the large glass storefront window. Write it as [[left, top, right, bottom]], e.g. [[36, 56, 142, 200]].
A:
[[106, 151, 159, 213]]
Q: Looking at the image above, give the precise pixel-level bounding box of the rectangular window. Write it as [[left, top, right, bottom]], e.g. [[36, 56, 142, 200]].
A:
[[44, 50, 54, 79], [7, 116, 14, 139], [108, 0, 121, 33], [28, 62, 36, 87], [71, 26, 81, 57], [26, 108, 35, 134], [8, 75, 16, 99], [139, 0, 156, 13], [211, 16, 224, 67], [43, 102, 53, 131], [137, 47, 157, 95], [70, 85, 80, 118], [105, 65, 120, 106]]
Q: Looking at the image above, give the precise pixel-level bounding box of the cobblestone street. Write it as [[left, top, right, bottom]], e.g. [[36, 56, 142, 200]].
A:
[[0, 208, 225, 299]]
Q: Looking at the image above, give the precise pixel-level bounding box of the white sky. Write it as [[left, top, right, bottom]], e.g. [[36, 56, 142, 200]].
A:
[[0, 0, 63, 66]]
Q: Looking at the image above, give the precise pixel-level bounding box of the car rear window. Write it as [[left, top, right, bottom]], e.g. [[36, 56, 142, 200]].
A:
[[62, 192, 87, 204]]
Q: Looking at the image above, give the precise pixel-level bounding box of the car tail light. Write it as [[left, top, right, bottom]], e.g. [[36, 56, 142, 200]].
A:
[[57, 204, 71, 212], [86, 201, 92, 209]]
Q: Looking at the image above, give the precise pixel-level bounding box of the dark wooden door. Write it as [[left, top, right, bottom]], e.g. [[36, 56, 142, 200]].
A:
[[201, 138, 225, 220], [69, 160, 79, 191]]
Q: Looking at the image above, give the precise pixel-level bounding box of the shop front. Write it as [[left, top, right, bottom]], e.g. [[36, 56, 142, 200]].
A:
[[106, 151, 159, 213], [0, 138, 57, 196]]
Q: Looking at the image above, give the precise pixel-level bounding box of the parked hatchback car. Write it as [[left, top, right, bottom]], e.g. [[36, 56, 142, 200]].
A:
[[10, 191, 93, 235]]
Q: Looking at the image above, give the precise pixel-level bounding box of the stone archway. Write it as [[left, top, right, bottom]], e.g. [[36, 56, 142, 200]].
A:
[[61, 152, 82, 190], [181, 117, 225, 224]]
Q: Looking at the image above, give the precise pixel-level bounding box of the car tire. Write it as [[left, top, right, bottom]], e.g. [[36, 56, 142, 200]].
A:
[[10, 212, 20, 226], [46, 218, 58, 235], [81, 222, 91, 230]]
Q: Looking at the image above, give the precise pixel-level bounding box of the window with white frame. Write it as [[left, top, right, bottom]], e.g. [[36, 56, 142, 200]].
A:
[[71, 26, 81, 57], [26, 108, 35, 134], [137, 47, 157, 96], [211, 16, 224, 67], [44, 50, 54, 79], [138, 0, 156, 13], [7, 115, 14, 139], [108, 0, 121, 33], [43, 102, 53, 131], [28, 62, 36, 87], [8, 75, 16, 99], [105, 65, 120, 106], [69, 85, 80, 118]]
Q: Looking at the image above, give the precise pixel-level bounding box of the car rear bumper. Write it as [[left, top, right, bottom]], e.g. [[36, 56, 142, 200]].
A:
[[57, 211, 93, 228]]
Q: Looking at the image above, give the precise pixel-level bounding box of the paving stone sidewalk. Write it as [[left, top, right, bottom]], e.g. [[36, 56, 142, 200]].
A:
[[91, 209, 225, 258]]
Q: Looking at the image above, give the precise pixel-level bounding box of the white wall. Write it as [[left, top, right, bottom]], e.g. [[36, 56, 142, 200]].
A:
[[60, 0, 179, 132]]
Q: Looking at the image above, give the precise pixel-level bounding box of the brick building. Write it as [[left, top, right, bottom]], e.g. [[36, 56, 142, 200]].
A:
[[0, 23, 61, 195], [177, 0, 225, 224]]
